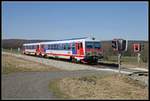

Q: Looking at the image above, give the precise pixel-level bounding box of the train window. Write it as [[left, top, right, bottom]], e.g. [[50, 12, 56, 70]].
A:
[[63, 44, 66, 49], [56, 44, 58, 50], [72, 43, 75, 46], [48, 45, 50, 49], [49, 45, 51, 49], [94, 42, 100, 49], [44, 45, 48, 49], [68, 43, 71, 50], [86, 42, 93, 48], [53, 44, 55, 50], [54, 44, 57, 50], [61, 44, 64, 50], [50, 45, 52, 50], [50, 45, 51, 49], [55, 44, 56, 50], [49, 45, 52, 49], [72, 47, 75, 50], [55, 44, 57, 50], [51, 44, 53, 50], [66, 43, 69, 50], [58, 44, 61, 50], [72, 43, 75, 50], [66, 43, 68, 50]]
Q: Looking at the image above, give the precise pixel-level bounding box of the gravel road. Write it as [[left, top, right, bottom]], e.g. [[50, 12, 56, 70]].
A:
[[2, 70, 115, 100]]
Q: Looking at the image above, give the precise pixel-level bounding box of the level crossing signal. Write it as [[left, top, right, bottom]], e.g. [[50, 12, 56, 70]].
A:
[[112, 39, 128, 52], [133, 43, 144, 52]]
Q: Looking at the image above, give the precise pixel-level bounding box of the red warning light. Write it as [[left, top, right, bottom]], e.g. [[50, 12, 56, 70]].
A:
[[133, 44, 140, 52]]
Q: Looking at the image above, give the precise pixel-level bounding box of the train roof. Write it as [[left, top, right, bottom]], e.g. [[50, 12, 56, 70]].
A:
[[23, 37, 100, 45], [40, 37, 100, 44], [23, 42, 40, 46]]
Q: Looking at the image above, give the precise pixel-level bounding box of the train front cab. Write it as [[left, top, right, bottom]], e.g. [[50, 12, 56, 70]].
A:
[[82, 41, 102, 64]]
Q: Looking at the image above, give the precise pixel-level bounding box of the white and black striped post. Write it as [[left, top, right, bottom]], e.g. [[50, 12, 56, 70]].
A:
[[118, 52, 122, 76]]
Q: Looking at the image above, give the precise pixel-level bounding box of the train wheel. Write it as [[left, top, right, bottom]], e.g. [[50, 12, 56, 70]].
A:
[[39, 53, 42, 57], [69, 56, 73, 62]]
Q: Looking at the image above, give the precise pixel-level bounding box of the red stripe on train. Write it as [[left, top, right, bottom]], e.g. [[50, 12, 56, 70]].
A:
[[47, 53, 84, 57]]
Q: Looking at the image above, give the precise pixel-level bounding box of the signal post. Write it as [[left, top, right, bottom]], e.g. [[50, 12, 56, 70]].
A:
[[133, 43, 144, 64], [112, 39, 128, 75]]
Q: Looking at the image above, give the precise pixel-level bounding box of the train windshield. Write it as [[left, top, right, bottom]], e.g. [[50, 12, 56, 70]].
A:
[[85, 42, 101, 49]]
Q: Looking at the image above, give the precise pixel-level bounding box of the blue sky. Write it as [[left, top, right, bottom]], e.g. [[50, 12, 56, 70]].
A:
[[2, 1, 148, 40]]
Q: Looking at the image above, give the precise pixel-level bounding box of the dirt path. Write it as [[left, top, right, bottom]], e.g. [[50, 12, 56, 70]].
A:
[[2, 70, 115, 100]]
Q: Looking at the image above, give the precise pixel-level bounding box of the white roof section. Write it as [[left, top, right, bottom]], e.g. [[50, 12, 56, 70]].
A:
[[40, 37, 100, 45], [23, 37, 100, 45], [23, 42, 40, 46]]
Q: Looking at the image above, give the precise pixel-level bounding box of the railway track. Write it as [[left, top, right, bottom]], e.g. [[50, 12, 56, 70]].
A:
[[4, 52, 148, 76], [53, 56, 148, 77], [3, 52, 148, 87]]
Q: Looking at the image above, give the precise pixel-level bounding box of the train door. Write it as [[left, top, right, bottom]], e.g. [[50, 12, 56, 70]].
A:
[[40, 45, 44, 53], [36, 45, 40, 55], [72, 42, 77, 54], [79, 42, 84, 55], [76, 42, 84, 56]]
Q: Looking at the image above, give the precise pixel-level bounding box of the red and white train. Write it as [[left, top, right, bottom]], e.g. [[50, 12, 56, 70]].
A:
[[22, 37, 103, 63]]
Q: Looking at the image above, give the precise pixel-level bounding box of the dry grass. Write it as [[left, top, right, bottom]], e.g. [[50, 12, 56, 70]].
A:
[[2, 54, 61, 74], [50, 74, 148, 99]]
